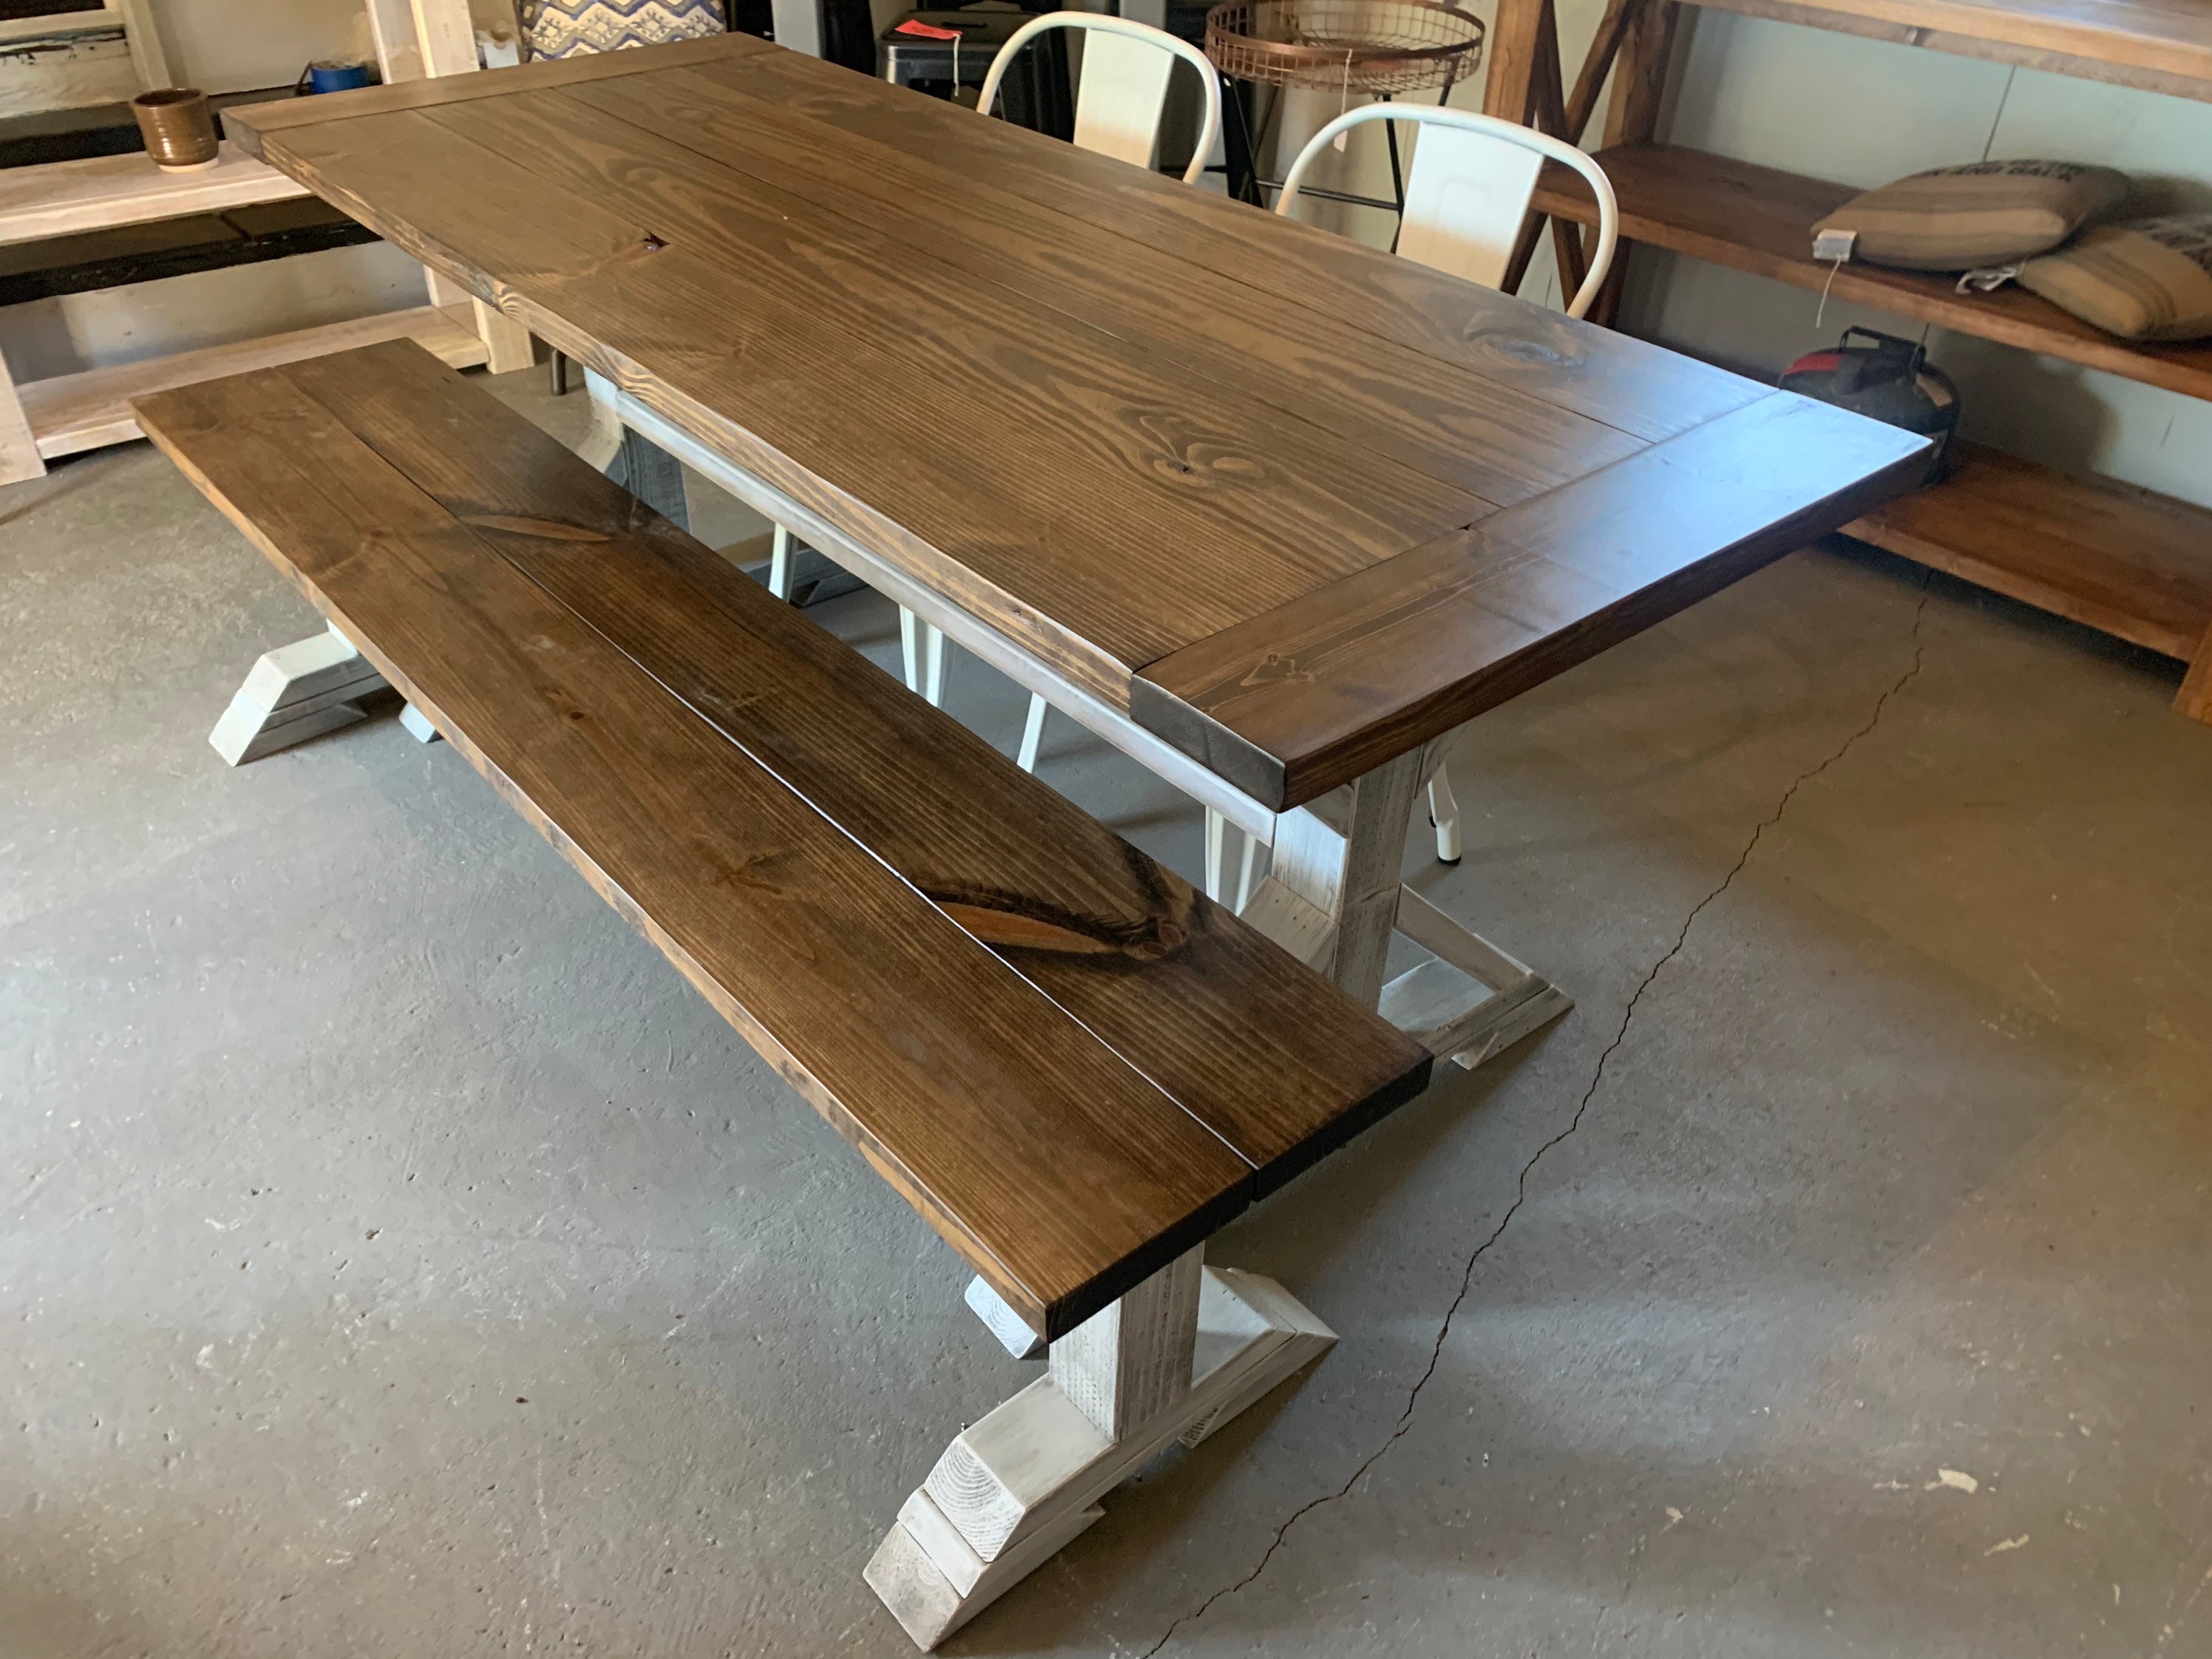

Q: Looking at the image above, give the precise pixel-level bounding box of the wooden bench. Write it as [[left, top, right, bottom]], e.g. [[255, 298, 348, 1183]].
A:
[[133, 338, 1439, 1648]]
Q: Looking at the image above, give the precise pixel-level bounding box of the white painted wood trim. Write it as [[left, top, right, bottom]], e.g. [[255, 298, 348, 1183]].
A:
[[365, 0, 427, 84], [410, 0, 478, 76], [111, 0, 169, 87], [0, 144, 306, 248]]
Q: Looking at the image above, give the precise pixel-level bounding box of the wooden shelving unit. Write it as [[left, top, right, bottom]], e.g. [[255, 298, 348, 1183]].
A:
[[0, 0, 535, 488], [1848, 441, 2212, 664], [0, 143, 311, 248], [1529, 146, 2212, 402], [1486, 0, 2212, 719], [16, 304, 489, 464]]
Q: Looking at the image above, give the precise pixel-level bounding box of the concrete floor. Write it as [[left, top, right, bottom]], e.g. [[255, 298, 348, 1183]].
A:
[[5, 370, 2211, 1659]]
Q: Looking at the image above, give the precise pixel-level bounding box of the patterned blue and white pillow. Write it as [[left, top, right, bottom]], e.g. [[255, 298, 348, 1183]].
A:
[[521, 0, 727, 59]]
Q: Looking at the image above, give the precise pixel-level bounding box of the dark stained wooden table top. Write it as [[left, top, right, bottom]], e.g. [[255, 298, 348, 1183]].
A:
[[133, 339, 1433, 1337], [228, 38, 1929, 809]]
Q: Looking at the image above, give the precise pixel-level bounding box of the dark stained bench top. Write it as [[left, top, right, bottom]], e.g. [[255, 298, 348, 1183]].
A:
[[134, 339, 1433, 1340]]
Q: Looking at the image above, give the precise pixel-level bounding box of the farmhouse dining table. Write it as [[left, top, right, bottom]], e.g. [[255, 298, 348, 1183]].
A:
[[224, 33, 1927, 1070]]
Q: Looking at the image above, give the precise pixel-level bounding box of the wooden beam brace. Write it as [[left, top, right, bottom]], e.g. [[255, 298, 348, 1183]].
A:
[[871, 1262, 1335, 1649]]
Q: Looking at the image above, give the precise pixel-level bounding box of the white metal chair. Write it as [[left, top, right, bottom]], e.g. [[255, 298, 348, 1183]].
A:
[[1272, 104, 1619, 869], [903, 14, 1226, 827]]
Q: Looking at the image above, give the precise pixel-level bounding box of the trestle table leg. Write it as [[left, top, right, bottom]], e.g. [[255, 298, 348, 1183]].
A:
[[871, 1252, 1334, 1649]]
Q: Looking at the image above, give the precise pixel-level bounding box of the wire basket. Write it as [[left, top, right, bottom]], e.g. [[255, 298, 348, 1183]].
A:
[[1204, 0, 1485, 96]]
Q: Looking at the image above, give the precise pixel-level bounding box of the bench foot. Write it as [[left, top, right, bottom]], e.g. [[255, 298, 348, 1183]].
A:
[[964, 1275, 1046, 1360], [398, 702, 443, 744], [870, 1256, 1334, 1650], [209, 624, 390, 765]]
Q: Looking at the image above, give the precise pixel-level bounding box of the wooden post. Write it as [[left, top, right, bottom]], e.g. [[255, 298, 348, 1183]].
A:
[[1481, 0, 1549, 122], [365, 0, 427, 84], [113, 0, 174, 89], [0, 342, 44, 486], [867, 1258, 1337, 1649], [1589, 0, 1682, 326], [375, 0, 535, 375], [1048, 1248, 1201, 1440], [1265, 748, 1427, 1009]]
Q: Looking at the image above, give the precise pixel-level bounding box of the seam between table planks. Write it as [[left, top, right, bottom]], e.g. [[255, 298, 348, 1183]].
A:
[[135, 355, 1261, 1337], [268, 337, 1429, 1182], [550, 69, 1647, 509], [693, 44, 1771, 444], [1129, 390, 1937, 806], [265, 104, 1482, 683], [250, 122, 1155, 708]]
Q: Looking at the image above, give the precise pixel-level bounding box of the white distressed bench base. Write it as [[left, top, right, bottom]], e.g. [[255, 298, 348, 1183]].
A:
[[211, 624, 440, 764], [869, 1261, 1334, 1649]]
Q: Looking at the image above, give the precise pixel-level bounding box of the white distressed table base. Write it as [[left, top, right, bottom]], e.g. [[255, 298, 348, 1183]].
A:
[[1241, 773, 1574, 1069], [211, 623, 438, 765], [869, 1259, 1334, 1649]]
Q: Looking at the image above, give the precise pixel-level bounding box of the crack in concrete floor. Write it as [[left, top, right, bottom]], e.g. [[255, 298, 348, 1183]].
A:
[[1136, 578, 1934, 1658]]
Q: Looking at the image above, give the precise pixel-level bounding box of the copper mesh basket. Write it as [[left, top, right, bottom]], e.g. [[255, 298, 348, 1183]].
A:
[[1204, 0, 1484, 95]]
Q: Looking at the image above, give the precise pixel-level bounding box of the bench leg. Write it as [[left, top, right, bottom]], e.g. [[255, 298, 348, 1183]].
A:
[[1, 340, 45, 487], [576, 369, 688, 531], [612, 426, 690, 532], [209, 623, 392, 765], [1239, 746, 1571, 1069], [869, 1252, 1335, 1650]]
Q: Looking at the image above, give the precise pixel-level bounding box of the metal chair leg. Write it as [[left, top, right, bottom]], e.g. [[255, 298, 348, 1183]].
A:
[[768, 525, 793, 600], [1017, 693, 1048, 772], [1427, 767, 1462, 865]]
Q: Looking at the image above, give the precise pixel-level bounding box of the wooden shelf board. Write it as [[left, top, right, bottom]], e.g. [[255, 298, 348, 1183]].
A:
[[21, 304, 489, 458], [1845, 440, 2212, 662], [1531, 145, 2212, 403], [1678, 0, 2212, 99], [0, 142, 311, 248]]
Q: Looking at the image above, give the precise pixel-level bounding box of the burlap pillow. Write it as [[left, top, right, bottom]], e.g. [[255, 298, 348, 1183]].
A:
[[1813, 160, 2129, 271], [2015, 216, 2212, 340]]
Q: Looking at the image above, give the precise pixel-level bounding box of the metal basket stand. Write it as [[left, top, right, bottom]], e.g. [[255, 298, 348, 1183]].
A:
[[1202, 0, 1485, 215]]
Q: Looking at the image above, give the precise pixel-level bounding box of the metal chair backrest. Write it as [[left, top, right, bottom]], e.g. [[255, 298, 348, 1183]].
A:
[[1278, 105, 1620, 318], [977, 13, 1224, 186]]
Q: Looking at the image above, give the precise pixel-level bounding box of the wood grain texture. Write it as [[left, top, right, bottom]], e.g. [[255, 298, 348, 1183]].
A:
[[259, 98, 1481, 699], [220, 32, 771, 157], [19, 302, 484, 460], [1845, 440, 2212, 662], [130, 347, 1256, 1340], [568, 68, 1648, 507], [2179, 631, 2212, 724], [1530, 144, 2212, 404], [695, 46, 1766, 444], [274, 339, 1434, 1192], [228, 41, 1928, 812], [1136, 393, 1933, 806]]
